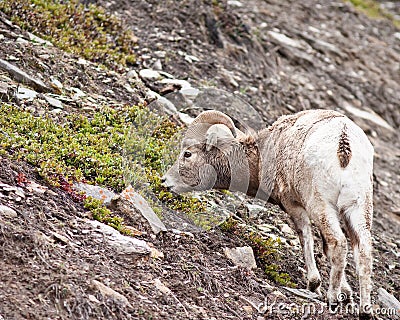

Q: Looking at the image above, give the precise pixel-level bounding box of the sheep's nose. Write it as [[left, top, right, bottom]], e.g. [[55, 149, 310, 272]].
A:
[[161, 176, 166, 184]]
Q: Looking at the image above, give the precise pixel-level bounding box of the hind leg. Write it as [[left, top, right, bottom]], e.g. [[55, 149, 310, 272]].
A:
[[310, 202, 349, 309], [283, 202, 321, 293], [343, 198, 374, 319]]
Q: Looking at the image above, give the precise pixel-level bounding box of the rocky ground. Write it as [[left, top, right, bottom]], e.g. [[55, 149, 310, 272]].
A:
[[0, 0, 399, 319]]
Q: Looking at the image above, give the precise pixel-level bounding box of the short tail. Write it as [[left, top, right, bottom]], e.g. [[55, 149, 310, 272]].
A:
[[337, 124, 352, 168]]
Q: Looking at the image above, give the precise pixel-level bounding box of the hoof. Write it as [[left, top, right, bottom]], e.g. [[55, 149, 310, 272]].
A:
[[307, 278, 321, 293], [359, 312, 374, 320]]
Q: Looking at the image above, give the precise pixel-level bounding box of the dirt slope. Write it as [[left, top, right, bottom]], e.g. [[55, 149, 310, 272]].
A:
[[0, 0, 399, 319]]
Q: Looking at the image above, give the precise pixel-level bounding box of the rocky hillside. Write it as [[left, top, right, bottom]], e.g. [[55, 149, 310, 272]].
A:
[[0, 0, 399, 319]]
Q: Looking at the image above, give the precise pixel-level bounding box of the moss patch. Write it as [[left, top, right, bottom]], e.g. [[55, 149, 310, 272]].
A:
[[346, 0, 400, 28], [219, 217, 296, 287], [0, 103, 205, 229], [0, 0, 137, 68]]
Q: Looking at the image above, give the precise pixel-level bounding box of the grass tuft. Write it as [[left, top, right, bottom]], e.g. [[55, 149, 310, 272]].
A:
[[220, 217, 296, 287], [346, 0, 400, 28], [0, 0, 137, 68]]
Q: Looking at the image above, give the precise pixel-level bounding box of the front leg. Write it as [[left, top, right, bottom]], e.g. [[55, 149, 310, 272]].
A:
[[283, 203, 321, 293]]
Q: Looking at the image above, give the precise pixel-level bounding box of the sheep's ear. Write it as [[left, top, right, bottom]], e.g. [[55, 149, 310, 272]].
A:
[[205, 124, 235, 152]]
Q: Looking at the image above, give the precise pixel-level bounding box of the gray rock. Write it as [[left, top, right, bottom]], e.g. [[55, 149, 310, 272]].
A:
[[246, 204, 266, 219], [0, 81, 9, 99], [224, 246, 257, 269], [377, 288, 400, 319], [50, 77, 63, 91], [91, 280, 132, 307], [0, 59, 49, 92], [180, 87, 199, 98], [153, 59, 163, 71], [282, 287, 321, 302], [0, 205, 17, 218], [160, 78, 191, 90], [110, 186, 167, 234], [139, 69, 161, 80], [184, 54, 200, 63], [88, 220, 151, 255], [178, 112, 194, 125], [126, 70, 139, 80], [267, 31, 303, 49], [16, 86, 37, 100], [157, 96, 178, 115], [193, 88, 265, 131], [280, 223, 295, 236], [27, 32, 53, 46], [70, 87, 86, 99], [343, 101, 395, 132], [227, 0, 243, 7], [73, 182, 116, 205], [44, 94, 63, 109]]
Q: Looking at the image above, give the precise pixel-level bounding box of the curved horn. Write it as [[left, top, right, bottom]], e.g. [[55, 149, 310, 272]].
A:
[[190, 110, 237, 137], [183, 111, 237, 146]]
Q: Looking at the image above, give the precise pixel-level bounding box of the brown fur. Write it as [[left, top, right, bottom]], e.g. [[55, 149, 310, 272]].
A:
[[337, 124, 352, 168]]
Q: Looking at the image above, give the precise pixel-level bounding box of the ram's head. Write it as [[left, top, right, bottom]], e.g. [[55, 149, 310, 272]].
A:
[[161, 110, 249, 194]]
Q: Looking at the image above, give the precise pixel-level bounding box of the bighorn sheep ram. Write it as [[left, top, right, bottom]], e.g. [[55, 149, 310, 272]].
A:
[[162, 109, 374, 319]]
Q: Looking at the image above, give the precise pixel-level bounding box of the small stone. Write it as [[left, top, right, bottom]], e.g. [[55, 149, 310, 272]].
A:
[[139, 69, 161, 81], [159, 78, 191, 89], [110, 186, 167, 234], [45, 189, 58, 197], [16, 86, 37, 100], [154, 51, 166, 58], [242, 305, 253, 314], [0, 59, 49, 92], [280, 223, 295, 235], [184, 54, 200, 63], [28, 32, 53, 46], [50, 77, 63, 91], [44, 95, 63, 109], [88, 220, 151, 255], [394, 32, 400, 41], [305, 83, 315, 91], [16, 37, 29, 45], [224, 246, 257, 269], [14, 188, 25, 198], [150, 247, 164, 259], [126, 70, 139, 79], [178, 112, 194, 125], [73, 182, 116, 204], [70, 87, 86, 98], [343, 101, 394, 132], [180, 87, 199, 98], [0, 205, 17, 218], [246, 204, 266, 219], [51, 231, 70, 245], [228, 0, 243, 7], [91, 280, 131, 307], [267, 31, 303, 49], [88, 294, 100, 303], [154, 279, 171, 295], [7, 55, 19, 62], [77, 58, 89, 65], [153, 59, 162, 71]]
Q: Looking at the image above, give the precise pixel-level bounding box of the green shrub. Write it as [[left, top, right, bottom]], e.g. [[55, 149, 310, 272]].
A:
[[0, 0, 137, 68], [220, 217, 296, 287]]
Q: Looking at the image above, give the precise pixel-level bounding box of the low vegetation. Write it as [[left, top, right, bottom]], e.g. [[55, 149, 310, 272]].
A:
[[346, 0, 400, 28], [220, 217, 296, 287], [0, 0, 137, 67], [0, 103, 205, 229]]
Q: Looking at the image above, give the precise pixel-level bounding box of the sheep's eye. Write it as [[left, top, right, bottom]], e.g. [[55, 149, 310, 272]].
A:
[[183, 151, 192, 158]]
